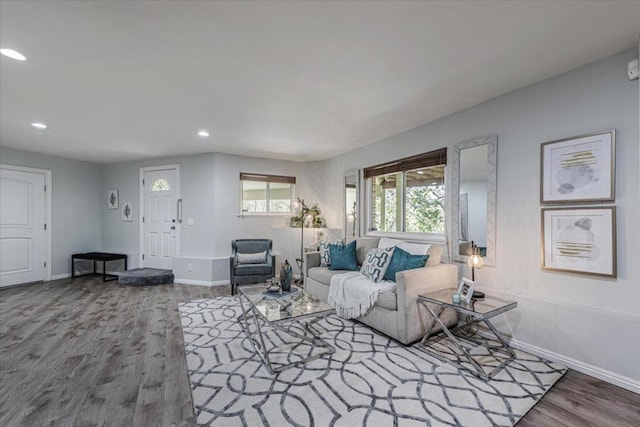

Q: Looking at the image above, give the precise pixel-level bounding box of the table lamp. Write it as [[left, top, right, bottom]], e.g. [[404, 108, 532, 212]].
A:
[[467, 242, 484, 281]]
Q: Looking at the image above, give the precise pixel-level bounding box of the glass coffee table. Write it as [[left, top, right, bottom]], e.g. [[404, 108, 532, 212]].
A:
[[237, 286, 336, 374], [418, 288, 517, 380]]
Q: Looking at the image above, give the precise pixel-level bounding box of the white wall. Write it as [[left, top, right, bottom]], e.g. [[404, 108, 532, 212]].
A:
[[322, 48, 640, 385], [0, 147, 103, 277]]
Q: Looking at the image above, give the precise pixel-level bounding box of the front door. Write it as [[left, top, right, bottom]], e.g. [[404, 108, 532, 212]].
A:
[[0, 168, 46, 287], [142, 167, 178, 270]]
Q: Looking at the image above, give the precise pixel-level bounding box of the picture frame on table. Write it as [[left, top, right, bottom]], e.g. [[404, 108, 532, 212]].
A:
[[541, 206, 617, 278], [540, 130, 615, 204], [457, 278, 476, 304]]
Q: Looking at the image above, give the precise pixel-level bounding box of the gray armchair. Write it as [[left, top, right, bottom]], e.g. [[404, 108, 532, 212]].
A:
[[230, 239, 275, 295]]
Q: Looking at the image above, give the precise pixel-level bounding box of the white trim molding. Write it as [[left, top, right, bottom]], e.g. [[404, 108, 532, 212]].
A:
[[174, 278, 229, 287], [478, 331, 640, 394]]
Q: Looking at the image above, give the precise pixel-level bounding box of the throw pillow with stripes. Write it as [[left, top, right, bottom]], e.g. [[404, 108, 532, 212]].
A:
[[360, 247, 394, 282]]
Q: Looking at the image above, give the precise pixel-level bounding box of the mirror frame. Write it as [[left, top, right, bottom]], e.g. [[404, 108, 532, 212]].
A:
[[450, 135, 497, 266], [343, 169, 360, 238]]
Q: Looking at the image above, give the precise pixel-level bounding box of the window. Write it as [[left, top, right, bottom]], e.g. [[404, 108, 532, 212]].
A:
[[240, 173, 295, 214], [151, 178, 170, 191], [364, 148, 446, 234]]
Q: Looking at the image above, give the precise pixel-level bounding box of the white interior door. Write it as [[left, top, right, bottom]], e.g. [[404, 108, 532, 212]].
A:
[[0, 168, 46, 287], [142, 167, 178, 270]]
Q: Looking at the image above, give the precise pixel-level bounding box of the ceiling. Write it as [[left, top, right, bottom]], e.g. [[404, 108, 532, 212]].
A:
[[1, 1, 638, 164]]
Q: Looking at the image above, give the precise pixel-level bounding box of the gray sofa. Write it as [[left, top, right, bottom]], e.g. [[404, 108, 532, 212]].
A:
[[304, 237, 458, 345]]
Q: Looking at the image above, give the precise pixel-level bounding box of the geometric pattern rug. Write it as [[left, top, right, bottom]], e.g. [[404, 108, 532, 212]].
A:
[[179, 297, 566, 427]]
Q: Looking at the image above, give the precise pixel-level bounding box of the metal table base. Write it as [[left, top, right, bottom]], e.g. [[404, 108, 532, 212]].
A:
[[237, 292, 336, 375], [418, 301, 516, 381]]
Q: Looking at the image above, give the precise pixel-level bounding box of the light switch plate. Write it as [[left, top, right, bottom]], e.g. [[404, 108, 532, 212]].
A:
[[187, 218, 195, 226]]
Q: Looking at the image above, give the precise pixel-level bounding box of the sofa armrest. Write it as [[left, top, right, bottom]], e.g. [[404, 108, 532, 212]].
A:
[[395, 263, 459, 342], [396, 264, 458, 299], [304, 251, 321, 277]]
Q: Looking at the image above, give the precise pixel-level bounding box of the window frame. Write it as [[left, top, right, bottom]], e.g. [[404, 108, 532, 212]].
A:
[[364, 148, 447, 242], [239, 172, 296, 216]]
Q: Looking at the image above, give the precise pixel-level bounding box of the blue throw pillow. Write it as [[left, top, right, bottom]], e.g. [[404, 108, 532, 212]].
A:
[[328, 240, 358, 271], [383, 247, 429, 281]]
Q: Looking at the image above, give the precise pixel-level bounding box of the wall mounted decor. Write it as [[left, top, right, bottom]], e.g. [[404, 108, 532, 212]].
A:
[[107, 189, 119, 209], [542, 206, 616, 278], [450, 135, 497, 267], [540, 130, 615, 204], [121, 201, 133, 222]]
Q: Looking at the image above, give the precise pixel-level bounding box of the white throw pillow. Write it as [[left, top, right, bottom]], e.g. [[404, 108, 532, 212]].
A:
[[378, 237, 404, 249], [360, 247, 394, 283], [319, 241, 341, 267], [397, 241, 431, 256], [237, 251, 267, 264]]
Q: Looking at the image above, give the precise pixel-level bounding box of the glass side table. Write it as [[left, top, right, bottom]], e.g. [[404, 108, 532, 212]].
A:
[[418, 288, 518, 380]]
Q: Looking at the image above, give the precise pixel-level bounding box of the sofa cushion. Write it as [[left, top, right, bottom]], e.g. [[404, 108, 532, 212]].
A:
[[360, 247, 394, 282], [355, 238, 380, 265], [234, 263, 272, 276], [237, 251, 266, 264], [308, 267, 348, 284], [378, 237, 404, 249], [383, 247, 429, 282], [378, 238, 431, 257], [397, 241, 430, 256], [426, 245, 443, 266], [329, 240, 358, 271], [376, 289, 398, 311]]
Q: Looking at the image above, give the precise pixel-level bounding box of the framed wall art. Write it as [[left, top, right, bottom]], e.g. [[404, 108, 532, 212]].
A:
[[540, 130, 615, 204], [107, 189, 119, 209], [121, 201, 133, 222], [541, 206, 616, 278]]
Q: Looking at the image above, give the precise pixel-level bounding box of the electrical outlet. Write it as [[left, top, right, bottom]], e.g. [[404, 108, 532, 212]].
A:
[[187, 263, 193, 271]]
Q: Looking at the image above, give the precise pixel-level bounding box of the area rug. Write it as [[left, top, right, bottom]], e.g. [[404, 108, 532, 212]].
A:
[[179, 297, 566, 426]]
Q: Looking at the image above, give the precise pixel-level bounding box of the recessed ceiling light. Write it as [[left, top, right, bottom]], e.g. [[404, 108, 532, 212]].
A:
[[0, 48, 27, 61], [198, 130, 210, 137], [417, 170, 424, 174], [31, 122, 47, 130]]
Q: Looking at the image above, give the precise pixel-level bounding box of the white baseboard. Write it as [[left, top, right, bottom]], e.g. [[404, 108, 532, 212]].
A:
[[174, 278, 229, 287], [477, 330, 640, 394], [51, 273, 71, 280]]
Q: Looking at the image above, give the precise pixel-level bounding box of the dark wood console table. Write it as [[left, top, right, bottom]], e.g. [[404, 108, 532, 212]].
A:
[[71, 252, 128, 282]]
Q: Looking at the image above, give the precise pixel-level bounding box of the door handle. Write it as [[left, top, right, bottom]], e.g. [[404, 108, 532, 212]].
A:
[[177, 198, 183, 223], [171, 226, 176, 230]]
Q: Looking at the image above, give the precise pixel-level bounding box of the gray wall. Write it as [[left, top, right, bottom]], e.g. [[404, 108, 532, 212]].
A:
[[322, 48, 640, 383], [0, 146, 103, 277], [101, 152, 325, 281]]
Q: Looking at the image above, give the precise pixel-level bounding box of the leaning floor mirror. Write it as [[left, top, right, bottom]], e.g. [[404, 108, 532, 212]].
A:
[[344, 169, 360, 239], [450, 135, 497, 267]]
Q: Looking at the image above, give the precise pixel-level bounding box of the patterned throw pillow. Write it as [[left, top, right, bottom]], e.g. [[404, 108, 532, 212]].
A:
[[383, 247, 429, 282], [360, 247, 395, 283], [319, 241, 332, 267], [328, 240, 358, 271], [237, 251, 267, 264]]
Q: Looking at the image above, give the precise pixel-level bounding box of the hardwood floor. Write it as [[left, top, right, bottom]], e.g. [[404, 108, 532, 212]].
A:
[[1, 278, 638, 426]]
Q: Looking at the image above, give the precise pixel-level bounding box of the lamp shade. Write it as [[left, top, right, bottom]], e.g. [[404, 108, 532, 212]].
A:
[[467, 253, 484, 269]]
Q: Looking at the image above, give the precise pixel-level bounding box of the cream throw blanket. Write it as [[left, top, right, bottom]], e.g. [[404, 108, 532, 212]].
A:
[[328, 272, 396, 319]]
